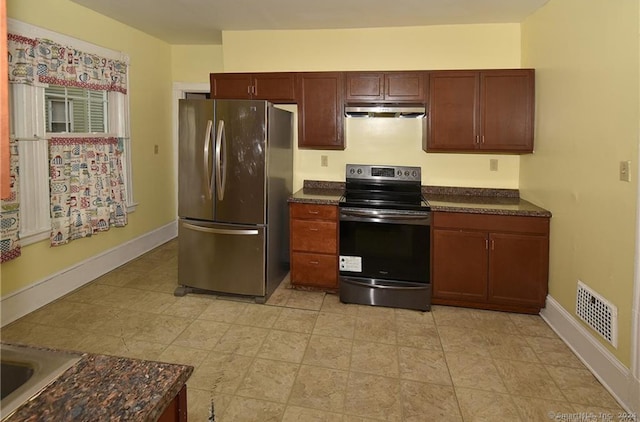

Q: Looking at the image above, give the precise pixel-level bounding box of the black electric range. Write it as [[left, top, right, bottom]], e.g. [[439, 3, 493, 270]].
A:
[[338, 164, 432, 312]]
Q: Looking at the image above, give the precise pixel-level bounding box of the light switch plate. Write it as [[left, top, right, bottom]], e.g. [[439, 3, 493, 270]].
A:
[[321, 155, 328, 167], [619, 161, 631, 182], [489, 159, 498, 172]]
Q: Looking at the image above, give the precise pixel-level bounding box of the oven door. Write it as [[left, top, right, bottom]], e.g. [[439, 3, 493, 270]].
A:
[[339, 207, 430, 283]]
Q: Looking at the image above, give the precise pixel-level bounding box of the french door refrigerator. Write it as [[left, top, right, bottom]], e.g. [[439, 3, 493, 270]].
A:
[[176, 99, 293, 302]]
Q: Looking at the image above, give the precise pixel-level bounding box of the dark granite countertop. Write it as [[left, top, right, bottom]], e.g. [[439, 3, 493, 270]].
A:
[[289, 188, 343, 205], [289, 180, 552, 218], [426, 194, 551, 217], [4, 343, 193, 422]]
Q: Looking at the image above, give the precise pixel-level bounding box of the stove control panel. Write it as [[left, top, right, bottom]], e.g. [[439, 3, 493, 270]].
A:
[[346, 164, 421, 182]]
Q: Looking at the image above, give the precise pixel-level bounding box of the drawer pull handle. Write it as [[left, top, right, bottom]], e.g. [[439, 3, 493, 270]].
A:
[[309, 261, 320, 265], [308, 228, 319, 231], [307, 211, 320, 214]]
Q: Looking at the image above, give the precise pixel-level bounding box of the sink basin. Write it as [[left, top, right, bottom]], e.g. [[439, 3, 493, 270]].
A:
[[1, 361, 35, 399], [0, 344, 81, 420]]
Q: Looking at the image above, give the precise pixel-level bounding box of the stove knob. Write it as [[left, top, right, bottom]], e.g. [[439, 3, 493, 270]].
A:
[[397, 170, 402, 177], [404, 171, 410, 176], [349, 168, 355, 175], [357, 168, 363, 175], [412, 171, 418, 177]]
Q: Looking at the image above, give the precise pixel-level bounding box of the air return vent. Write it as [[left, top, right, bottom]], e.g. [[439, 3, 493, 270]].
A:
[[576, 280, 618, 347]]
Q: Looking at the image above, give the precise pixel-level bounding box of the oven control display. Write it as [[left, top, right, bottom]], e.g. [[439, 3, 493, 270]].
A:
[[371, 167, 395, 177], [339, 256, 362, 272]]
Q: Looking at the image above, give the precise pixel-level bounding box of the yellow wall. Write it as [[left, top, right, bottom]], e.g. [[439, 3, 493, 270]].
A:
[[171, 45, 223, 83], [2, 0, 174, 295], [222, 25, 523, 191], [521, 0, 639, 366]]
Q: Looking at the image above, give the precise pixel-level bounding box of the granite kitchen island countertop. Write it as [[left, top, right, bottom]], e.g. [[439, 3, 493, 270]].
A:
[[289, 181, 552, 218], [3, 343, 193, 422]]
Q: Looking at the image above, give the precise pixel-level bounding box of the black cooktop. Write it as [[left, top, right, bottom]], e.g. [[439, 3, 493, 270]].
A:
[[341, 164, 431, 212]]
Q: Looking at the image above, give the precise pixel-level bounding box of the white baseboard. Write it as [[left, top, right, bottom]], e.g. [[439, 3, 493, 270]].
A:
[[1, 221, 178, 327], [541, 295, 639, 413]]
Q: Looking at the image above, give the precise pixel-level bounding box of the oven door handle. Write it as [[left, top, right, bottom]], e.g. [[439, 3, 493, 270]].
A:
[[342, 278, 429, 290], [340, 209, 430, 225]]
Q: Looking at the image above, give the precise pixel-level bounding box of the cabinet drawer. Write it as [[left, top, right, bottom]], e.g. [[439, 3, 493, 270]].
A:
[[432, 212, 549, 234], [291, 252, 338, 288], [290, 203, 337, 220], [291, 219, 337, 253]]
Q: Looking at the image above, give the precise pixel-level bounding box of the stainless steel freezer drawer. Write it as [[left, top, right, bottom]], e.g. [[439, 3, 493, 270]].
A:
[[178, 219, 266, 297]]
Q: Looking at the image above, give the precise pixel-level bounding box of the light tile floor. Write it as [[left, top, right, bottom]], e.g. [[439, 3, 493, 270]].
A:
[[1, 240, 624, 421]]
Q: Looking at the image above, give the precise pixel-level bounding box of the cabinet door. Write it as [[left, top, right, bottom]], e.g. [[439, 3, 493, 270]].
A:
[[253, 73, 296, 102], [297, 72, 345, 149], [210, 73, 252, 99], [345, 72, 384, 102], [432, 228, 488, 302], [385, 72, 425, 102], [427, 71, 478, 151], [488, 232, 548, 308], [480, 70, 534, 152]]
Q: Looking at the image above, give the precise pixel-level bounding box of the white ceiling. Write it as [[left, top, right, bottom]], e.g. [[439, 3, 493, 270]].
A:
[[70, 0, 550, 45]]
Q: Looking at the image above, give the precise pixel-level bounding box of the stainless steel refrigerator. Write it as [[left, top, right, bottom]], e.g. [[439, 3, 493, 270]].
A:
[[175, 99, 293, 302]]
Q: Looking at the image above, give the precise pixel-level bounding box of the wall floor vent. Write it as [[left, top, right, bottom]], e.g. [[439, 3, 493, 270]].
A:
[[576, 280, 618, 348]]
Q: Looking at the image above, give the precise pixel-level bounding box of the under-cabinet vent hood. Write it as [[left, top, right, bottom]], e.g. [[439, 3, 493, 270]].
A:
[[344, 105, 426, 118]]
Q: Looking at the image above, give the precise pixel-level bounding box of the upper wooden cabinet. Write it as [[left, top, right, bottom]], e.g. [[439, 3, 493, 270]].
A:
[[296, 72, 345, 150], [426, 69, 534, 153], [209, 69, 534, 152], [210, 73, 296, 103], [345, 71, 426, 103]]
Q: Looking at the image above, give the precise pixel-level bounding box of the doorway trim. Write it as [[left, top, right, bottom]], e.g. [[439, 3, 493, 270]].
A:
[[171, 82, 209, 216], [632, 136, 640, 411]]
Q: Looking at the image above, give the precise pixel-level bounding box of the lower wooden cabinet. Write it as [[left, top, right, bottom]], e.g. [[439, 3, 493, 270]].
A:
[[290, 203, 338, 289], [431, 212, 549, 314], [157, 385, 188, 422]]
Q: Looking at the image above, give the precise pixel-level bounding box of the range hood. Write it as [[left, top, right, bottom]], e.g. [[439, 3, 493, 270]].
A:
[[344, 104, 426, 118]]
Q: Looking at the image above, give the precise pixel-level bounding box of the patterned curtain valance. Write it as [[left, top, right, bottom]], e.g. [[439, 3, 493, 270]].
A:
[[8, 33, 127, 93]]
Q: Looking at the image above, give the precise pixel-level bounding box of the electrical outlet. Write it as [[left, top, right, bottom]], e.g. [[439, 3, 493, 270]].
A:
[[489, 159, 498, 172], [321, 155, 328, 167], [154, 145, 159, 155], [619, 160, 631, 182]]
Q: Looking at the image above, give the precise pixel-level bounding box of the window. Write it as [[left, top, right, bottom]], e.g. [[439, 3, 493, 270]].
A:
[[45, 86, 108, 133], [7, 19, 134, 246]]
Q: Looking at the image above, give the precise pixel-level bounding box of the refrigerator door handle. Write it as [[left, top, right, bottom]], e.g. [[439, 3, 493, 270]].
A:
[[182, 222, 259, 236], [203, 120, 213, 199], [215, 119, 226, 200]]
